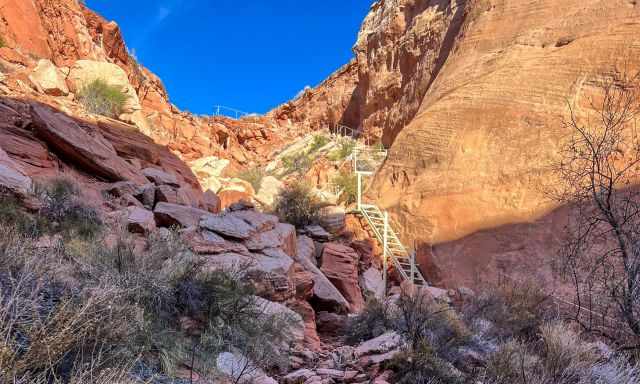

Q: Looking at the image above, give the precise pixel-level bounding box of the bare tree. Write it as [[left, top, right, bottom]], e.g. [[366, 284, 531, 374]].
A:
[[553, 59, 640, 347]]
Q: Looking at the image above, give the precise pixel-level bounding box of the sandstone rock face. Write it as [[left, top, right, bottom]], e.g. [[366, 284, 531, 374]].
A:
[[154, 202, 210, 228], [253, 296, 305, 344], [320, 243, 365, 312], [275, 0, 640, 287], [30, 104, 145, 183], [200, 214, 256, 240], [29, 59, 69, 96], [143, 168, 179, 187], [127, 206, 155, 234], [254, 175, 283, 207], [0, 146, 32, 197], [360, 267, 385, 299]]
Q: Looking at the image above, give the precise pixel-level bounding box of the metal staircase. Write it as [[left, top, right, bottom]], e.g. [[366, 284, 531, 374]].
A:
[[359, 203, 428, 287], [347, 133, 429, 290]]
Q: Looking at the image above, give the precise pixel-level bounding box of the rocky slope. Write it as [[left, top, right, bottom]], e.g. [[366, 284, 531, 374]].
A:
[[272, 0, 640, 287]]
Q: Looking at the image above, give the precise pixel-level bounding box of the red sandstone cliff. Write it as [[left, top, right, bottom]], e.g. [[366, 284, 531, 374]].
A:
[[271, 0, 640, 287]]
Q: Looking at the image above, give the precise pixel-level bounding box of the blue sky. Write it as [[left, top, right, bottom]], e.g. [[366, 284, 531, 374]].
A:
[[85, 0, 372, 115]]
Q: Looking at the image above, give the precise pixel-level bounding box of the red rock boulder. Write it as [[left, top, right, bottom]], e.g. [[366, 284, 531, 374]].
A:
[[320, 243, 365, 313]]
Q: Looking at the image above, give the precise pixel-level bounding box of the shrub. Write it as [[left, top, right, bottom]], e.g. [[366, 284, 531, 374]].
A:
[[0, 196, 44, 236], [332, 171, 357, 204], [346, 297, 394, 344], [281, 152, 313, 175], [540, 322, 598, 381], [308, 134, 330, 153], [274, 182, 321, 227], [462, 279, 552, 340], [483, 339, 541, 384], [386, 345, 465, 384], [328, 139, 355, 161], [0, 35, 5, 49], [237, 167, 266, 193], [77, 79, 128, 118]]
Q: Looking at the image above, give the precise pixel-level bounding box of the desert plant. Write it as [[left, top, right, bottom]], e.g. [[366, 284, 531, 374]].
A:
[[77, 79, 128, 118], [332, 171, 357, 204], [462, 278, 553, 341], [274, 182, 321, 227], [281, 151, 313, 175], [328, 139, 355, 161], [483, 339, 541, 384], [345, 297, 394, 344], [236, 167, 266, 193], [308, 134, 330, 153], [550, 58, 640, 343]]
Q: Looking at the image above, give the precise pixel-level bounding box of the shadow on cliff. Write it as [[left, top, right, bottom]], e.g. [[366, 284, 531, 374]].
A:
[[0, 96, 204, 200], [414, 186, 640, 293]]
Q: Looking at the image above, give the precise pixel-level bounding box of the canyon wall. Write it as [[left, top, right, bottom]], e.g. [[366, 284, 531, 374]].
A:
[[276, 0, 640, 286]]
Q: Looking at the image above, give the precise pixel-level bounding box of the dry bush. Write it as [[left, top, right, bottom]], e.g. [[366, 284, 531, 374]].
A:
[[462, 278, 553, 341], [345, 296, 394, 344], [483, 339, 541, 384], [540, 322, 598, 381], [274, 182, 321, 227]]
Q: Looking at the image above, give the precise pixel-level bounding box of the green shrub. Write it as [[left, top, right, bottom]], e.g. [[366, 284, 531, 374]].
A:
[[0, 196, 44, 236], [281, 152, 313, 175], [386, 345, 465, 384], [346, 297, 394, 344], [328, 139, 355, 161], [333, 171, 357, 204], [308, 134, 330, 153], [237, 167, 266, 193], [77, 79, 128, 118], [274, 182, 321, 227]]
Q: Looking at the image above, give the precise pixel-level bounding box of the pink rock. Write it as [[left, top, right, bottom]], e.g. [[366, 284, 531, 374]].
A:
[[127, 206, 156, 234], [321, 243, 365, 312]]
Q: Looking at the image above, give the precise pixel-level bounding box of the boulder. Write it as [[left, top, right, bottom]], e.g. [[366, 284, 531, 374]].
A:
[[254, 296, 305, 344], [294, 240, 349, 313], [254, 248, 295, 277], [127, 206, 155, 234], [360, 267, 385, 299], [216, 352, 277, 384], [202, 189, 221, 213], [184, 228, 250, 256], [304, 224, 331, 241], [282, 369, 315, 384], [254, 175, 283, 207], [219, 188, 253, 210], [104, 181, 139, 198], [288, 299, 321, 352], [200, 214, 256, 240], [30, 105, 145, 183], [355, 332, 402, 357], [155, 184, 190, 205], [142, 168, 179, 187], [244, 223, 296, 257], [189, 156, 229, 192], [154, 202, 210, 228], [0, 147, 32, 197], [296, 235, 317, 266], [137, 183, 156, 209], [230, 209, 278, 232], [321, 243, 365, 312], [67, 60, 141, 114], [319, 205, 346, 233], [292, 263, 314, 300], [29, 59, 69, 96]]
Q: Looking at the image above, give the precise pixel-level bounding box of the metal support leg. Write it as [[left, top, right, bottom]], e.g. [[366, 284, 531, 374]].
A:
[[357, 172, 362, 212], [410, 251, 416, 285], [382, 211, 388, 297]]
